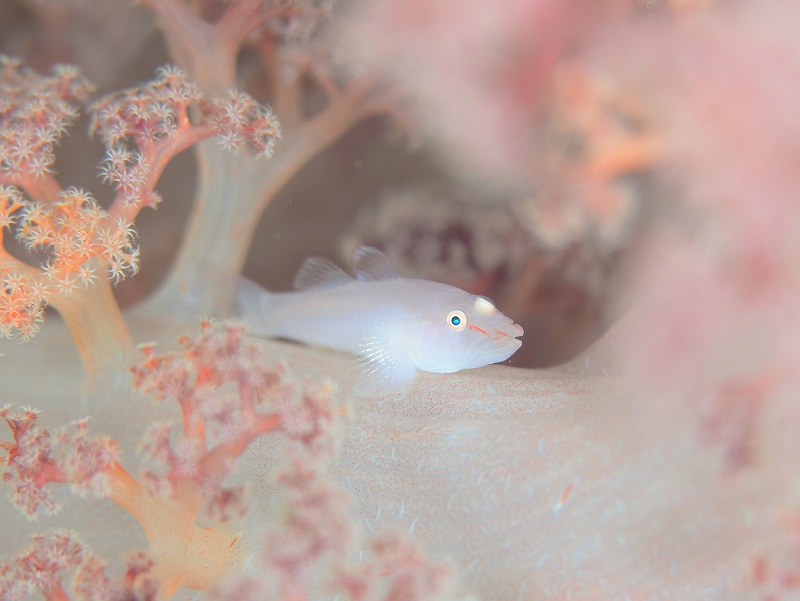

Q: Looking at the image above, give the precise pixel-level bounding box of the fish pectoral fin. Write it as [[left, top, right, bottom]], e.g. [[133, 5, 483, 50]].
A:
[[355, 335, 417, 394], [352, 246, 400, 281], [294, 256, 352, 290]]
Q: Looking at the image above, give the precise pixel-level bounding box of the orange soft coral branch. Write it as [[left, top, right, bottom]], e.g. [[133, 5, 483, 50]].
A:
[[102, 461, 245, 597], [0, 185, 23, 245], [51, 274, 135, 375], [2, 315, 339, 598], [3, 59, 278, 376], [107, 322, 310, 596], [91, 65, 280, 224], [1, 187, 136, 371], [3, 263, 132, 377], [0, 531, 86, 601], [0, 409, 69, 489], [0, 452, 243, 599], [196, 411, 280, 482], [0, 59, 139, 374], [107, 121, 215, 224], [2, 321, 282, 596], [0, 257, 47, 341], [0, 57, 94, 189], [2, 172, 63, 205], [0, 407, 107, 517]]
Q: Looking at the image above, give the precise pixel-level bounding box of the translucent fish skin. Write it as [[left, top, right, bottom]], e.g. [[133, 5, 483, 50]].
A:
[[236, 247, 523, 389]]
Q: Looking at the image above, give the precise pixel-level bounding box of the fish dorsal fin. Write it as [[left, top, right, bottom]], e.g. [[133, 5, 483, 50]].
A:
[[293, 256, 351, 291], [352, 246, 400, 282]]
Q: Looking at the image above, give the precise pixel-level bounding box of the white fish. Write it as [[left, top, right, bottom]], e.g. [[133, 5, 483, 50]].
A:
[[236, 247, 523, 390]]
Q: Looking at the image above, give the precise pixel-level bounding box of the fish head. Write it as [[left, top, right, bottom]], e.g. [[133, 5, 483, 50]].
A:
[[403, 285, 524, 374]]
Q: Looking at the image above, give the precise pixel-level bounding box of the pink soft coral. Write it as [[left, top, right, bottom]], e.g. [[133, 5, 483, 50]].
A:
[[1, 321, 330, 598]]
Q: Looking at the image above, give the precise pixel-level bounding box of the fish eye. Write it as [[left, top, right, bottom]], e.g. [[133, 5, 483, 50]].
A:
[[447, 309, 467, 332]]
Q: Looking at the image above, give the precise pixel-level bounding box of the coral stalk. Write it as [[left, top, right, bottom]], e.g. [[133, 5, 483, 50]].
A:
[[150, 79, 395, 316], [50, 274, 134, 379], [102, 462, 245, 598]]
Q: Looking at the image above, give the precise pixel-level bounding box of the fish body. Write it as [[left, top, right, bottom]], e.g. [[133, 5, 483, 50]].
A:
[[237, 247, 523, 389]]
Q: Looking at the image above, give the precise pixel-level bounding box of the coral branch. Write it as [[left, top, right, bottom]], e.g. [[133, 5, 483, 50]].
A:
[[147, 73, 394, 316], [0, 56, 93, 192], [100, 460, 244, 597], [2, 185, 137, 372], [0, 531, 84, 601], [216, 0, 275, 49], [140, 0, 216, 81], [140, 0, 249, 92], [0, 407, 115, 519], [120, 0, 396, 319], [0, 58, 149, 375], [196, 412, 279, 483], [0, 259, 47, 342], [1, 172, 63, 205], [91, 66, 280, 223], [2, 321, 336, 598]]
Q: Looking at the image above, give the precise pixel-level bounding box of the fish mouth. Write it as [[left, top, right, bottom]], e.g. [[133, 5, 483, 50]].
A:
[[490, 322, 524, 344], [472, 320, 524, 362]]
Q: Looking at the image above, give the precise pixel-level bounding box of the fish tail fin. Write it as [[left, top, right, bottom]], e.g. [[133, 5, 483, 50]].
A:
[[234, 277, 276, 337]]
